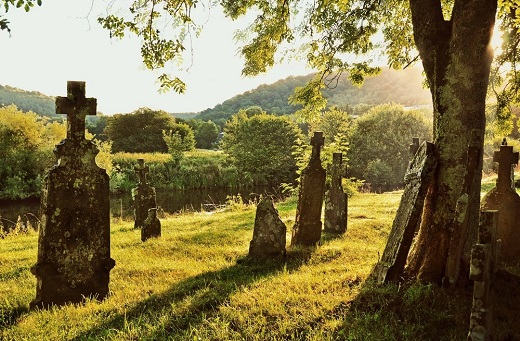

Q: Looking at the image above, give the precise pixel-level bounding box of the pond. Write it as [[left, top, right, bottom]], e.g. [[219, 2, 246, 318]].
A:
[[0, 186, 286, 232]]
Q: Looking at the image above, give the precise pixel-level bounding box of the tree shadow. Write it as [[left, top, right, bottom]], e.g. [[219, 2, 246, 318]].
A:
[[71, 250, 312, 340], [0, 305, 29, 331]]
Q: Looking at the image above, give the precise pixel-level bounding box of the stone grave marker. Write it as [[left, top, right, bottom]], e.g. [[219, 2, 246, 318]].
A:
[[132, 159, 158, 231], [291, 131, 326, 246], [374, 141, 436, 283], [249, 197, 287, 258], [30, 81, 115, 308], [142, 208, 161, 242], [324, 152, 347, 234], [409, 137, 420, 157], [481, 138, 520, 261], [468, 210, 499, 341]]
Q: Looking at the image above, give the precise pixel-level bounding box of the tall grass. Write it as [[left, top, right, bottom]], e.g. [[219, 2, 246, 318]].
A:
[[4, 191, 515, 340]]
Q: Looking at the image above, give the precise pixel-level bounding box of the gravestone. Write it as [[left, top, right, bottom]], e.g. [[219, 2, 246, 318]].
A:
[[481, 138, 520, 261], [374, 141, 436, 283], [30, 81, 115, 308], [468, 210, 499, 341], [249, 197, 287, 258], [324, 152, 347, 234], [142, 208, 161, 242], [132, 159, 157, 230], [291, 131, 326, 246]]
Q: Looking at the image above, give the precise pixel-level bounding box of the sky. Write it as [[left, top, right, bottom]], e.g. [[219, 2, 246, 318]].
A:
[[1, 1, 312, 115]]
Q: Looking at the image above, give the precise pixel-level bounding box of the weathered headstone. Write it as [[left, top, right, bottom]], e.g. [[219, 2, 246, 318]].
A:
[[481, 138, 520, 261], [132, 159, 157, 230], [324, 152, 347, 234], [249, 197, 287, 258], [374, 141, 436, 283], [142, 208, 161, 242], [30, 81, 115, 308], [444, 130, 482, 285], [467, 210, 499, 341], [291, 131, 326, 246]]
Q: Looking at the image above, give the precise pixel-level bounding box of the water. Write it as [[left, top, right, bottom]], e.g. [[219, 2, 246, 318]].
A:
[[0, 186, 285, 231]]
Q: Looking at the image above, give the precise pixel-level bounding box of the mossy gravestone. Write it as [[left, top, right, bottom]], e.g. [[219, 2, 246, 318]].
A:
[[249, 197, 287, 258], [374, 141, 436, 283], [142, 208, 161, 242], [30, 81, 115, 308], [291, 131, 326, 246], [481, 139, 520, 261], [324, 152, 347, 234], [132, 159, 158, 232]]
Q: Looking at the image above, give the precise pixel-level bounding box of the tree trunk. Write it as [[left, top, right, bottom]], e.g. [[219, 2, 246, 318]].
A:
[[405, 0, 497, 282]]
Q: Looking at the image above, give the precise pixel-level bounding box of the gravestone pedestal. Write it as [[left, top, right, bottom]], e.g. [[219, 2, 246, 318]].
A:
[[249, 197, 287, 258], [481, 140, 520, 261], [324, 152, 347, 234], [132, 159, 157, 231], [31, 81, 115, 308], [291, 131, 326, 246]]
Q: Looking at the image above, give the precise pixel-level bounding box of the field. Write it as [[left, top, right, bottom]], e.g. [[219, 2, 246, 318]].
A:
[[1, 191, 519, 340]]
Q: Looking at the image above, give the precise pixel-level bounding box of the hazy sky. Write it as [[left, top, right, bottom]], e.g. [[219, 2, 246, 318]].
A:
[[1, 1, 311, 115]]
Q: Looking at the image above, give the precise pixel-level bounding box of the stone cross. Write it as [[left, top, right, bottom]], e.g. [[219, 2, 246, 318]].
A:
[[493, 138, 518, 191], [56, 81, 97, 143], [135, 158, 150, 185], [291, 131, 326, 246], [30, 81, 114, 309]]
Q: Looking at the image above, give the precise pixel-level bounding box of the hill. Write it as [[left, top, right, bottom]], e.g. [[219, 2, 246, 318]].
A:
[[0, 84, 57, 118], [192, 67, 432, 126]]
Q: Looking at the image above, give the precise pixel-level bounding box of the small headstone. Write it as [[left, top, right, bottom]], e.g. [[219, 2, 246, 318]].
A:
[[324, 152, 347, 234], [481, 138, 520, 261], [291, 131, 326, 246], [30, 81, 115, 308], [374, 141, 436, 283], [249, 197, 287, 258], [468, 210, 499, 341], [132, 159, 157, 230], [142, 208, 161, 242]]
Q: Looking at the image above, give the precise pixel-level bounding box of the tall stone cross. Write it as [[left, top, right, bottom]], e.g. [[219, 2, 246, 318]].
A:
[[310, 131, 325, 160], [409, 137, 420, 156], [56, 81, 97, 142], [494, 138, 519, 191], [135, 158, 150, 185]]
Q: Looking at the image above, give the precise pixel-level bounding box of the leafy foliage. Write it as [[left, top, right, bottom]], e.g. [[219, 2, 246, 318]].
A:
[[185, 119, 220, 149], [105, 107, 180, 153], [221, 109, 303, 185], [348, 104, 432, 190]]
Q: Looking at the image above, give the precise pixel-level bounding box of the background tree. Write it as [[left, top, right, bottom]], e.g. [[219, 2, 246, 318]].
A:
[[105, 107, 177, 153], [221, 110, 302, 185], [186, 119, 220, 149], [348, 104, 432, 190]]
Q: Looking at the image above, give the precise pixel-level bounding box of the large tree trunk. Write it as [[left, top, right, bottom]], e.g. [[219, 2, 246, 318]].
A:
[[405, 0, 497, 282]]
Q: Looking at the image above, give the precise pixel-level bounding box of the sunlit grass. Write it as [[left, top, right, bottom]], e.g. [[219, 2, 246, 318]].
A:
[[0, 190, 516, 340]]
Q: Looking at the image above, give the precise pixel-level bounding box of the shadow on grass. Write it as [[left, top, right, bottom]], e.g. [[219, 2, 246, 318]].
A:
[[0, 305, 29, 332], [71, 249, 313, 340]]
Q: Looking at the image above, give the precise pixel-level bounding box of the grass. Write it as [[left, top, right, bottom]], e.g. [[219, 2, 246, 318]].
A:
[[0, 191, 518, 340]]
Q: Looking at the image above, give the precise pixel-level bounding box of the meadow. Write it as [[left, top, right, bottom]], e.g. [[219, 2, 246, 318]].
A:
[[1, 189, 519, 340]]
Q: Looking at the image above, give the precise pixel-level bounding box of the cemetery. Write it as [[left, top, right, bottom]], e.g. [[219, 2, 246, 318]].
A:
[[1, 83, 519, 339]]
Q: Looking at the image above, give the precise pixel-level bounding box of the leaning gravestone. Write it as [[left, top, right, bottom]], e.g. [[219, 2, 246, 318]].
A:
[[132, 159, 157, 231], [30, 81, 115, 308], [324, 152, 347, 234], [481, 138, 520, 261], [249, 197, 287, 258], [374, 141, 436, 283], [291, 131, 326, 246], [468, 210, 499, 341], [142, 208, 161, 242]]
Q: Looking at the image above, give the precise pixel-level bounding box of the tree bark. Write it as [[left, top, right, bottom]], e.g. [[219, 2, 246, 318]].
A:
[[406, 0, 497, 282]]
